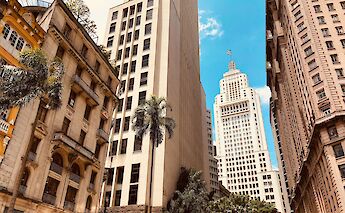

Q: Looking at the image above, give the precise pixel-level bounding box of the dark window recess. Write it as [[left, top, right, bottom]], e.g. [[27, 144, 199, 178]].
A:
[[90, 81, 97, 91], [95, 142, 101, 159], [116, 166, 124, 184], [125, 47, 130, 58], [122, 63, 128, 75], [78, 130, 86, 145], [130, 5, 135, 15], [126, 97, 132, 110], [134, 30, 140, 40], [63, 24, 72, 39], [37, 102, 48, 122], [118, 99, 123, 112], [128, 185, 138, 205], [124, 117, 130, 131], [138, 91, 146, 105], [62, 117, 71, 134], [136, 16, 141, 26], [146, 9, 153, 20], [81, 45, 88, 58], [129, 78, 135, 91], [333, 144, 345, 158], [115, 190, 121, 206], [100, 118, 106, 130], [143, 38, 150, 50], [120, 80, 126, 92], [123, 8, 128, 18], [114, 119, 121, 133], [133, 45, 138, 56], [95, 60, 100, 73], [64, 186, 77, 209], [328, 126, 338, 139], [147, 0, 154, 7], [121, 21, 126, 31], [107, 168, 114, 185], [84, 105, 92, 120], [29, 137, 40, 154], [104, 192, 111, 207], [142, 54, 149, 67], [134, 136, 142, 151], [107, 36, 114, 47], [117, 49, 122, 60], [140, 72, 148, 86], [75, 66, 83, 76], [103, 96, 110, 109], [131, 61, 136, 73], [137, 3, 142, 12], [339, 164, 345, 178], [129, 18, 134, 28], [127, 32, 132, 43], [145, 23, 152, 35], [130, 163, 140, 183], [120, 139, 127, 154], [111, 140, 118, 155], [43, 177, 59, 205], [111, 11, 118, 20], [119, 35, 124, 45], [90, 171, 97, 184]]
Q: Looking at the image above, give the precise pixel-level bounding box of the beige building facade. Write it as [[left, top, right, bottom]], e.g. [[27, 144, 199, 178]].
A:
[[267, 0, 345, 212], [101, 0, 210, 211], [0, 0, 119, 212]]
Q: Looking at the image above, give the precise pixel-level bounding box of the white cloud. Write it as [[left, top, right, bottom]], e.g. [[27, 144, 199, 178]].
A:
[[199, 12, 224, 39], [255, 86, 271, 105]]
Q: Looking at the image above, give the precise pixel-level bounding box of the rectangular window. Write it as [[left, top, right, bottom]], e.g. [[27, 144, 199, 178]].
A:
[[63, 23, 72, 38], [314, 5, 321, 13], [115, 190, 121, 206], [332, 14, 340, 23], [308, 59, 317, 70], [99, 118, 106, 130], [95, 142, 101, 159], [336, 68, 344, 78], [109, 22, 116, 33], [121, 21, 126, 31], [304, 46, 313, 57], [79, 130, 86, 145], [107, 168, 114, 185], [117, 99, 123, 112], [114, 119, 121, 133], [111, 140, 118, 155], [128, 185, 138, 205], [129, 78, 134, 91], [133, 45, 138, 56], [129, 18, 134, 28], [117, 49, 122, 60], [130, 164, 140, 183], [301, 34, 309, 44], [145, 23, 152, 35], [136, 16, 141, 26], [119, 35, 124, 45], [120, 80, 126, 92], [321, 28, 330, 37], [120, 139, 127, 154], [312, 74, 321, 84], [326, 41, 334, 49], [147, 0, 154, 7], [130, 5, 135, 15], [131, 61, 136, 73], [134, 136, 142, 151], [146, 9, 153, 20], [142, 54, 149, 67], [103, 96, 109, 109], [84, 105, 92, 120], [95, 60, 100, 73], [107, 36, 114, 47], [327, 3, 335, 11], [134, 30, 140, 40], [297, 22, 305, 32], [143, 38, 150, 50], [116, 166, 124, 184], [37, 102, 48, 122], [122, 63, 129, 76], [124, 117, 130, 131], [125, 47, 130, 58], [111, 11, 118, 20], [341, 1, 345, 9], [62, 117, 71, 134], [137, 3, 143, 12], [341, 39, 345, 48], [294, 10, 302, 20], [339, 164, 345, 178], [123, 8, 128, 18], [56, 46, 65, 59], [126, 97, 132, 110], [140, 72, 148, 86], [81, 45, 88, 58], [336, 26, 344, 35], [138, 91, 146, 105], [318, 16, 326, 24], [316, 89, 326, 100], [331, 54, 339, 64], [127, 32, 132, 43], [328, 126, 338, 139]]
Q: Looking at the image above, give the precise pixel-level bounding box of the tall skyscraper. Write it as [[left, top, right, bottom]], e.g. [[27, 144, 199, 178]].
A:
[[101, 0, 209, 211], [267, 0, 345, 212], [214, 61, 284, 212]]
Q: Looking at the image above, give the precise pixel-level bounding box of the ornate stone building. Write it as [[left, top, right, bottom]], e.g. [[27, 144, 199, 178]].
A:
[[267, 0, 345, 212], [0, 0, 119, 212]]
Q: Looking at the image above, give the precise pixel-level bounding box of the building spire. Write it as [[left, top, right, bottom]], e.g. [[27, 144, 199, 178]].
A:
[[226, 49, 236, 71]]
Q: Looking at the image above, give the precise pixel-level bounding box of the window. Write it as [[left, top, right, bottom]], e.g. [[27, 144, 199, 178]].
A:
[[29, 137, 40, 155], [118, 99, 123, 112], [336, 68, 344, 78], [142, 54, 149, 67], [134, 30, 140, 40], [90, 81, 96, 91], [341, 85, 345, 95], [137, 2, 143, 12], [140, 72, 148, 86], [147, 0, 154, 7], [115, 190, 121, 206], [116, 166, 124, 184], [331, 54, 339, 64], [62, 117, 71, 134], [321, 28, 330, 37], [114, 119, 121, 133], [126, 97, 132, 110], [95, 60, 100, 73], [128, 78, 134, 91], [86, 196, 92, 211], [316, 89, 326, 100], [107, 168, 114, 185], [341, 1, 345, 9], [341, 39, 345, 48], [133, 45, 138, 56], [56, 46, 65, 59], [130, 164, 140, 183], [79, 130, 86, 145], [326, 41, 334, 49], [294, 10, 302, 20], [84, 104, 92, 120], [301, 34, 309, 44], [318, 16, 326, 24], [2, 24, 10, 39], [131, 61, 136, 73], [146, 9, 153, 20], [134, 136, 142, 151], [130, 6, 135, 15], [119, 35, 124, 45], [107, 36, 114, 47], [138, 91, 146, 105], [136, 16, 141, 26], [145, 23, 152, 35], [312, 74, 321, 84], [37, 102, 48, 122], [125, 47, 130, 58], [297, 22, 305, 32], [328, 126, 338, 139], [339, 164, 345, 178], [9, 31, 17, 46], [120, 139, 127, 154], [105, 192, 111, 207], [336, 26, 344, 35], [117, 49, 122, 60], [81, 45, 88, 58], [123, 8, 128, 18], [111, 140, 118, 155], [308, 59, 317, 70], [143, 38, 150, 50], [99, 118, 106, 130], [103, 96, 109, 109], [122, 63, 128, 75], [332, 14, 340, 23], [109, 22, 116, 33], [304, 46, 313, 57], [124, 117, 130, 131], [127, 32, 132, 43], [16, 37, 24, 51], [314, 5, 321, 13], [129, 18, 134, 28], [327, 3, 335, 11], [121, 21, 126, 31], [120, 80, 126, 91], [95, 142, 101, 159], [112, 11, 118, 20], [43, 177, 59, 205], [128, 185, 138, 205]]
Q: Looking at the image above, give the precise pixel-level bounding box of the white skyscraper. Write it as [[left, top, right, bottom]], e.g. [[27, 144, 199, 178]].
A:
[[214, 61, 285, 212]]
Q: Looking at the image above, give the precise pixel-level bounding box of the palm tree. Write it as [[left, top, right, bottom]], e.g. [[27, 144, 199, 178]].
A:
[[132, 96, 176, 212], [0, 49, 64, 213]]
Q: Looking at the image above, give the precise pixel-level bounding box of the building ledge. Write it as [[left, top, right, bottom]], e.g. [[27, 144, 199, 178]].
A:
[[97, 128, 109, 143], [72, 75, 100, 106]]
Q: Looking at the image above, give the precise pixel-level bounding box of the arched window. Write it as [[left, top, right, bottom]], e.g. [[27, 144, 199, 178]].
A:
[[70, 163, 81, 183], [16, 37, 24, 51], [50, 153, 63, 174], [9, 31, 18, 46], [85, 195, 92, 211], [20, 168, 30, 187], [2, 24, 10, 39]]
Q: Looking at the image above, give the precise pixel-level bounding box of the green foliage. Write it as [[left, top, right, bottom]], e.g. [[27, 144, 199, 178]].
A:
[[0, 49, 64, 110], [132, 95, 176, 147], [65, 0, 97, 35], [207, 193, 277, 213]]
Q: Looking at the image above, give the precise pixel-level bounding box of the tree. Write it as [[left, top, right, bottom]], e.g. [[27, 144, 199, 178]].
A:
[[207, 193, 278, 213], [132, 96, 176, 212], [1, 49, 64, 213], [65, 0, 97, 35], [167, 168, 209, 213]]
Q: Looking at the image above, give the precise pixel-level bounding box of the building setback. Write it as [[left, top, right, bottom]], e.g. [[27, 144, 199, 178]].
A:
[[0, 0, 119, 212], [267, 0, 345, 212], [214, 61, 284, 212], [101, 0, 209, 211]]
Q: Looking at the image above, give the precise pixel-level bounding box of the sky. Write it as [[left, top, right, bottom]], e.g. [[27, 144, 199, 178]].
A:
[[84, 0, 277, 167]]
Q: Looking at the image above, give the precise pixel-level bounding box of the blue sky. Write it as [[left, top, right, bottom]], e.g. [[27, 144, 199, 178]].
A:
[[198, 0, 278, 167]]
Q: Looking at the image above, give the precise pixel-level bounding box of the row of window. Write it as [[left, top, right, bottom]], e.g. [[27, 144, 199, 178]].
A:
[[2, 24, 29, 51], [111, 0, 154, 21], [109, 135, 143, 156]]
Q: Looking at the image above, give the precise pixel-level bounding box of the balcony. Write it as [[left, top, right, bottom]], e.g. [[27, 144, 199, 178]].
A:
[[53, 132, 100, 165], [97, 128, 109, 142], [0, 119, 10, 135], [70, 173, 81, 184], [50, 162, 63, 175], [64, 200, 75, 211], [72, 75, 100, 106], [42, 193, 56, 205]]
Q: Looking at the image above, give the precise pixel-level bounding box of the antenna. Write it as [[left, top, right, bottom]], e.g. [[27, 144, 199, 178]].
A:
[[226, 49, 236, 71]]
